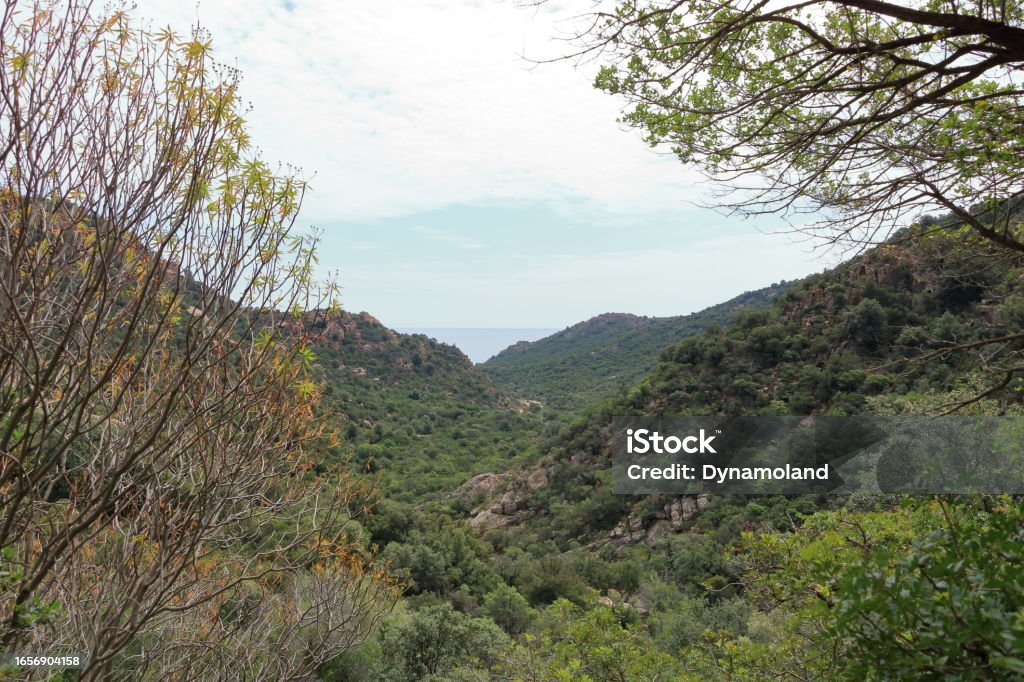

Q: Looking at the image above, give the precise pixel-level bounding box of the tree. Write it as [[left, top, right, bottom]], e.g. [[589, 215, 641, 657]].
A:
[[829, 499, 1024, 680], [377, 602, 508, 681], [555, 0, 1024, 407], [483, 583, 534, 634], [562, 0, 1024, 253], [497, 599, 686, 681], [846, 298, 889, 353], [0, 2, 397, 678], [729, 498, 1024, 680]]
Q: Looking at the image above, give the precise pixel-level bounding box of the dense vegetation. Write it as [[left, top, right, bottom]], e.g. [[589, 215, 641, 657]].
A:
[[306, 311, 553, 502], [319, 228, 1024, 681], [7, 1, 1024, 680], [481, 284, 788, 412]]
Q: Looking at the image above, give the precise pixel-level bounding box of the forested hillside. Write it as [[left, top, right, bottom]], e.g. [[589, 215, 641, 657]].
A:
[[304, 311, 553, 502], [326, 230, 1024, 681], [474, 230, 1024, 543], [8, 1, 1024, 680], [481, 283, 789, 411]]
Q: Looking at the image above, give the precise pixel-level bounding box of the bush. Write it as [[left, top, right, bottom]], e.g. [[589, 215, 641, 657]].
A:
[[517, 555, 592, 606], [482, 584, 534, 634], [378, 602, 508, 681], [661, 533, 729, 593], [651, 595, 753, 651]]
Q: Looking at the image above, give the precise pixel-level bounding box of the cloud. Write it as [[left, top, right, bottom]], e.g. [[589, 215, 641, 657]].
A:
[[138, 0, 705, 223], [133, 1, 845, 328]]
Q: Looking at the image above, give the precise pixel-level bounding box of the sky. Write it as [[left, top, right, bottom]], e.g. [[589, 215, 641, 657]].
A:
[[139, 0, 839, 328]]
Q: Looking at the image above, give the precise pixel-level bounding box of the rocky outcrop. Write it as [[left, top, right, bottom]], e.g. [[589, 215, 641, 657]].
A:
[[462, 464, 555, 532], [596, 594, 648, 616], [525, 468, 548, 491], [468, 507, 532, 532], [455, 473, 510, 503], [665, 494, 711, 531], [609, 515, 646, 545], [609, 494, 712, 548], [454, 471, 535, 531], [463, 466, 714, 543]]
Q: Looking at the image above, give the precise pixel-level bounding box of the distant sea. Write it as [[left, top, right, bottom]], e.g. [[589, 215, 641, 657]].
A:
[[396, 328, 558, 364]]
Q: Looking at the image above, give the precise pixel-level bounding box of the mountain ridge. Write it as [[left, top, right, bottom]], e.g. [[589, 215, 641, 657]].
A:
[[480, 283, 791, 411]]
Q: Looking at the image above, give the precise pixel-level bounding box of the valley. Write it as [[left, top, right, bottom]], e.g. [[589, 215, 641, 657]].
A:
[[312, 228, 1024, 681], [6, 2, 1024, 679]]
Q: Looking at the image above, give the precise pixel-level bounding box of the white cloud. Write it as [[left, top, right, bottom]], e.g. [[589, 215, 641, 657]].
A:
[[130, 0, 845, 328], [137, 0, 704, 223]]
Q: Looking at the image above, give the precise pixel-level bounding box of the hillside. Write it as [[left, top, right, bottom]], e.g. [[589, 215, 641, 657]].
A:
[[304, 311, 553, 502], [312, 229, 1024, 682], [324, 231, 1024, 681], [17, 2, 1024, 678], [465, 232, 1024, 542], [479, 283, 790, 411]]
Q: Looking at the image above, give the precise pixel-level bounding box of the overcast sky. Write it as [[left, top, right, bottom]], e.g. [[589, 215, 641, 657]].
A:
[[140, 0, 837, 328]]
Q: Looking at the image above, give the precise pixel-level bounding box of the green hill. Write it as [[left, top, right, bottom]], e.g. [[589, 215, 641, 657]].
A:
[[479, 283, 790, 412], [331, 231, 1024, 682], [469, 232, 1024, 544], [305, 311, 554, 503]]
